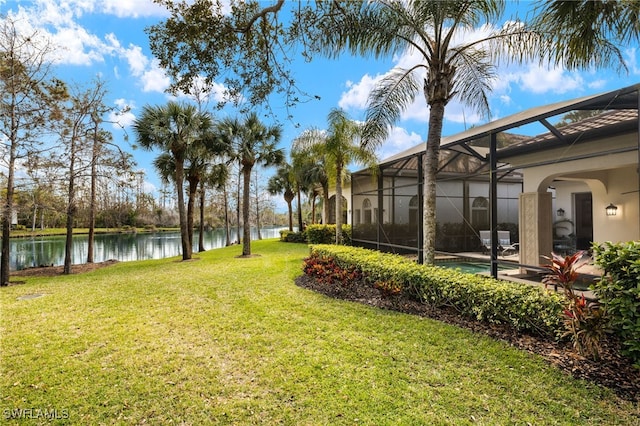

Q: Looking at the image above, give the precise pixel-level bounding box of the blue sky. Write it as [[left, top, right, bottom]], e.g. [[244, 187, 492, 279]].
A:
[[2, 0, 639, 210]]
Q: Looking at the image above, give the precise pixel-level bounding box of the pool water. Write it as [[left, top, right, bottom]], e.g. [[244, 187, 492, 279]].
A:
[[437, 261, 507, 274]]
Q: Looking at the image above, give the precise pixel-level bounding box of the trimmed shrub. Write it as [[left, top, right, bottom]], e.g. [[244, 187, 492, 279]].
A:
[[279, 230, 307, 243], [306, 244, 564, 337], [592, 241, 640, 365], [306, 224, 352, 245]]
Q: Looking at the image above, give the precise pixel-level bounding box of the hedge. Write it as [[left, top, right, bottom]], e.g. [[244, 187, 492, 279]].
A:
[[592, 241, 640, 364], [307, 244, 565, 337], [280, 224, 352, 245]]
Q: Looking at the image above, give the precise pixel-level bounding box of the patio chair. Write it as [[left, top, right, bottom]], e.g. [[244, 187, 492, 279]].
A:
[[479, 230, 519, 255], [479, 230, 491, 254], [498, 230, 519, 255]]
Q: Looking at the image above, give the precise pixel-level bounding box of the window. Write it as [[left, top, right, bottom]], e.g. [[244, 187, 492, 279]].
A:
[[363, 198, 372, 224], [471, 196, 489, 229]]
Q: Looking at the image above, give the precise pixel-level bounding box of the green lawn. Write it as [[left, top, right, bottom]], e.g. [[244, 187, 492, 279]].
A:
[[1, 240, 637, 424]]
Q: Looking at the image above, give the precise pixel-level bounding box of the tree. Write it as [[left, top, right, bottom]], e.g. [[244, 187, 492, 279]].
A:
[[134, 102, 214, 260], [532, 0, 640, 71], [84, 78, 132, 264], [199, 163, 228, 251], [267, 162, 296, 232], [147, 0, 324, 113], [47, 80, 112, 274], [219, 112, 284, 256], [314, 0, 541, 262], [293, 108, 377, 244], [292, 146, 331, 225], [0, 17, 55, 286]]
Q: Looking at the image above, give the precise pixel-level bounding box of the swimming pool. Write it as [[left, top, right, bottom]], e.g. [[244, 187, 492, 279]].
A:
[[436, 261, 508, 274]]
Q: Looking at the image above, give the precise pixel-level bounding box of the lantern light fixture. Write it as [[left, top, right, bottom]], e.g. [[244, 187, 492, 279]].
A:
[[556, 208, 565, 217], [605, 203, 618, 216]]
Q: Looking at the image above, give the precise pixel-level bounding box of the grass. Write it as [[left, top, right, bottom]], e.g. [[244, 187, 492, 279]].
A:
[[1, 239, 638, 424]]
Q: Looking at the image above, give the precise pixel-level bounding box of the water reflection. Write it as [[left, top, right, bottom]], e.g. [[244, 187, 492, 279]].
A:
[[10, 227, 286, 271]]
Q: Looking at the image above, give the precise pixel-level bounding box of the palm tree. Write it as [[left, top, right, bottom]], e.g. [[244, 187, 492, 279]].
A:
[[152, 130, 229, 254], [268, 162, 296, 232], [219, 112, 284, 256], [532, 0, 640, 71], [292, 148, 331, 225], [316, 0, 539, 263], [293, 108, 377, 244], [134, 102, 213, 260], [290, 150, 323, 229]]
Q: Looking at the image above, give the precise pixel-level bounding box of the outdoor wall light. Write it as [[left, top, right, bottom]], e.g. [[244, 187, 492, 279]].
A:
[[556, 208, 565, 217], [605, 203, 618, 216]]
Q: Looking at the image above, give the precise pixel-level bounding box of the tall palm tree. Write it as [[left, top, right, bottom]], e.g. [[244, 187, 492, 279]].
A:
[[316, 0, 538, 263], [290, 149, 325, 228], [153, 131, 229, 254], [293, 148, 331, 225], [267, 162, 296, 232], [134, 101, 213, 260], [219, 112, 284, 256], [293, 108, 377, 244]]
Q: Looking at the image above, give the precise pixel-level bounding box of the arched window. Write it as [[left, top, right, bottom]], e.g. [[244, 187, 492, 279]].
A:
[[472, 196, 489, 229], [363, 198, 372, 224]]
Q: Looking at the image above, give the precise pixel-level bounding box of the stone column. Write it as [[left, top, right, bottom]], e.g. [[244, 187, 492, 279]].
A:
[[519, 192, 553, 272]]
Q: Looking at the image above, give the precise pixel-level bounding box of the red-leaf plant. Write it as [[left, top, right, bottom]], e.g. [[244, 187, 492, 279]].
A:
[[542, 251, 608, 360], [303, 255, 362, 287]]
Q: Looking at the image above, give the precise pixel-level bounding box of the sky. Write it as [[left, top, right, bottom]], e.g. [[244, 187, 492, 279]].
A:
[[2, 0, 639, 211]]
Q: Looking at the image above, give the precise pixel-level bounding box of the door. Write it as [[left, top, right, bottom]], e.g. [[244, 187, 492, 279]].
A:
[[574, 192, 593, 250]]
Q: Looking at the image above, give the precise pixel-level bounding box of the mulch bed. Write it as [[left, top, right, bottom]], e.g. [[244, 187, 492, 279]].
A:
[[295, 274, 640, 403]]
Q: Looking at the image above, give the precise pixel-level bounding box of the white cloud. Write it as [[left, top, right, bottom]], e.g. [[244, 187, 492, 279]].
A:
[[625, 48, 640, 75], [122, 44, 149, 77], [5, 0, 172, 92], [375, 126, 423, 160], [399, 96, 428, 122], [338, 74, 382, 111], [443, 101, 483, 126], [48, 26, 106, 65], [587, 79, 607, 90], [100, 0, 169, 18], [516, 64, 584, 94], [499, 95, 512, 105], [141, 60, 171, 93], [109, 98, 136, 128]]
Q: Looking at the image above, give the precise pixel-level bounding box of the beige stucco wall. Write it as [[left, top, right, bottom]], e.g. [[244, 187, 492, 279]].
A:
[[505, 132, 639, 244]]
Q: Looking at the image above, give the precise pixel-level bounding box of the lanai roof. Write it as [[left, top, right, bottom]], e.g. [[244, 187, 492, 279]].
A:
[[378, 83, 640, 167]]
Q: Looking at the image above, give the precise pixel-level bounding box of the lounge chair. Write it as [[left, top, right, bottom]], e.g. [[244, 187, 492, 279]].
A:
[[498, 230, 519, 255], [480, 230, 519, 256]]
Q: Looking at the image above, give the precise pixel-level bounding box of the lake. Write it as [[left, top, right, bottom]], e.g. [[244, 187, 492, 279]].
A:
[[9, 227, 288, 271]]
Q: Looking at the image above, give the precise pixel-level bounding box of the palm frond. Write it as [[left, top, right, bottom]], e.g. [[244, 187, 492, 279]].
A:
[[362, 67, 421, 149], [448, 47, 494, 120], [530, 0, 631, 71]]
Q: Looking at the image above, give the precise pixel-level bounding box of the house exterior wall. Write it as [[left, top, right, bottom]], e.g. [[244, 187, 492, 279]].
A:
[[506, 132, 639, 245]]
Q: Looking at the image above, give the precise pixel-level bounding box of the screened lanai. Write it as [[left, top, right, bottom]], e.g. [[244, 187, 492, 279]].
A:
[[351, 83, 640, 278], [351, 147, 522, 255]]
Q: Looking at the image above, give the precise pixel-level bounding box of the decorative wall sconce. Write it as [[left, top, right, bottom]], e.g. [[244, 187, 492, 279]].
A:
[[556, 208, 565, 217], [605, 203, 618, 216]]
